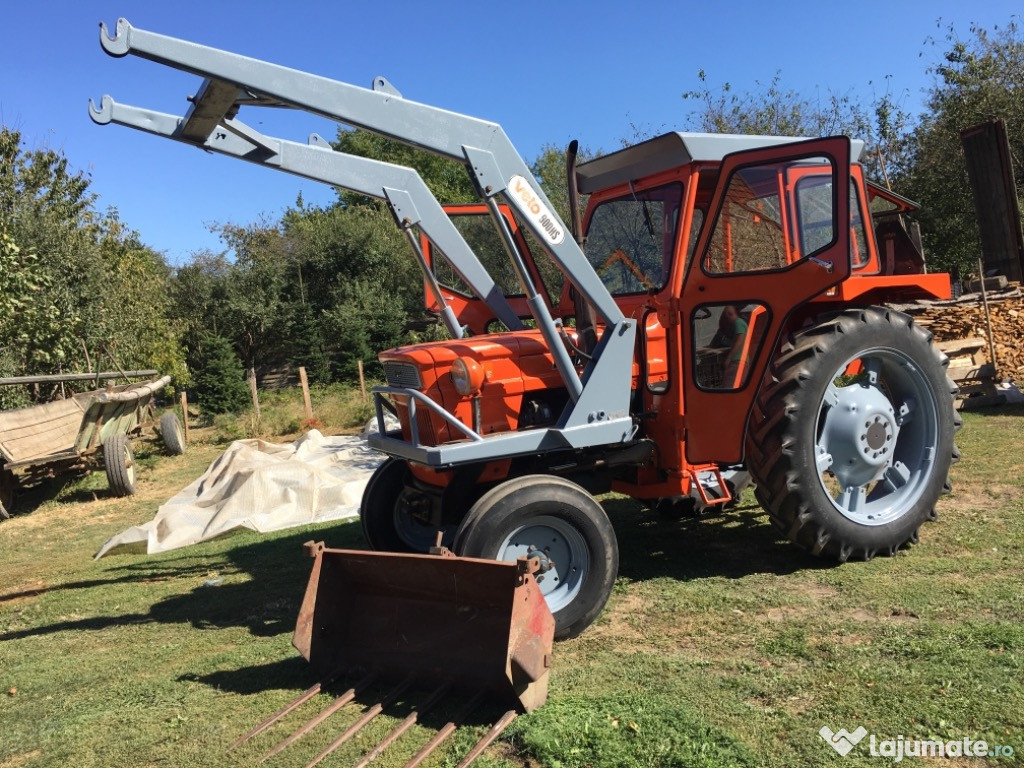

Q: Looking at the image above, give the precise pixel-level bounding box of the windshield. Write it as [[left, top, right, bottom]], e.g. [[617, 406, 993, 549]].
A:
[[584, 182, 682, 294], [432, 212, 523, 298]]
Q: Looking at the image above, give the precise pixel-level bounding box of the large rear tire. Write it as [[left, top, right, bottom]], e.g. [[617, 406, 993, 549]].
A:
[[453, 475, 618, 640], [746, 307, 959, 562]]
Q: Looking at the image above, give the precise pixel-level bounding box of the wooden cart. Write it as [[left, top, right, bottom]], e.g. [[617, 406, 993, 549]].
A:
[[0, 374, 184, 519]]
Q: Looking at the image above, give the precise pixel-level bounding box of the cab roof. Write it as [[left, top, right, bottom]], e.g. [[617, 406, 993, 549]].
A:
[[575, 132, 866, 194]]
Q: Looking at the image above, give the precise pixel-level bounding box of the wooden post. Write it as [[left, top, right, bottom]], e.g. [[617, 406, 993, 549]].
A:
[[248, 368, 261, 419], [180, 390, 190, 444], [298, 366, 314, 421], [358, 360, 367, 402]]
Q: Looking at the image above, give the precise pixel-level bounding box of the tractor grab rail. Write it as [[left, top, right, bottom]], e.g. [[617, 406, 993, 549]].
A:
[[372, 386, 484, 445]]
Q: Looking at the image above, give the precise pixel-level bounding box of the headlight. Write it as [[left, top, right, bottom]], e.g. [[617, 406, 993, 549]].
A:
[[450, 356, 484, 396]]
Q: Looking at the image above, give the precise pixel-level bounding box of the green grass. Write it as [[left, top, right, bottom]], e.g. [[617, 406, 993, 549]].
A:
[[2, 407, 1023, 766]]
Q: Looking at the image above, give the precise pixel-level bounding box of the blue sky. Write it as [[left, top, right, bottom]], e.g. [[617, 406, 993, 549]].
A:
[[2, 1, 1020, 265]]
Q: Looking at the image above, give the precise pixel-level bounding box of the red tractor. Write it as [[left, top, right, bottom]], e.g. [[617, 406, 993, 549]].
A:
[[94, 20, 958, 646], [368, 136, 957, 639]]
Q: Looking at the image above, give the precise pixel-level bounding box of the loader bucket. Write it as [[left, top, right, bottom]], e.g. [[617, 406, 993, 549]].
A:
[[293, 541, 555, 714]]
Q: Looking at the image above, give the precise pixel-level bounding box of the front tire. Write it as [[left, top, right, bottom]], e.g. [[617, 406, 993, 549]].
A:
[[360, 458, 457, 553], [453, 475, 618, 640], [747, 307, 959, 562]]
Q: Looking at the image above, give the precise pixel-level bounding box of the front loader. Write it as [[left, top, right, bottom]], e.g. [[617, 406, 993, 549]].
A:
[[92, 17, 959, 761]]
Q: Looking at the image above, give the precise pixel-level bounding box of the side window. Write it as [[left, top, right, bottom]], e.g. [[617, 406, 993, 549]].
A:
[[703, 159, 838, 274], [704, 166, 787, 273], [796, 177, 869, 268], [692, 302, 771, 391], [684, 208, 704, 269]]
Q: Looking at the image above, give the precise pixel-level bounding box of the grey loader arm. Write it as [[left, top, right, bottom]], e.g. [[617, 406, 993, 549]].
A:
[[88, 96, 524, 337], [92, 18, 638, 464]]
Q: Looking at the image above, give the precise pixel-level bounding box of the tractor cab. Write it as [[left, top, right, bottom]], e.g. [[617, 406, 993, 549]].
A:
[[425, 133, 945, 335]]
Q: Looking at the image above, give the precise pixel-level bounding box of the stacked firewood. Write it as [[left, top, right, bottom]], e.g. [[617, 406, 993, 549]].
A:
[[904, 289, 1024, 378]]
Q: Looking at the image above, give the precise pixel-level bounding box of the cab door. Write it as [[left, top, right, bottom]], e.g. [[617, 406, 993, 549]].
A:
[[680, 137, 852, 464]]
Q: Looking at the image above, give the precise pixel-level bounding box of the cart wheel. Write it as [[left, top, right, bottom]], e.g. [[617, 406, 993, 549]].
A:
[[0, 471, 14, 520], [159, 411, 187, 456], [103, 435, 137, 497]]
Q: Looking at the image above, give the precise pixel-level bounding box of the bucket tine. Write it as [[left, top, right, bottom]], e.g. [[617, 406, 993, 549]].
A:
[[402, 690, 485, 768], [228, 671, 340, 751], [351, 683, 450, 768], [454, 709, 518, 768], [257, 672, 376, 764], [304, 675, 416, 768]]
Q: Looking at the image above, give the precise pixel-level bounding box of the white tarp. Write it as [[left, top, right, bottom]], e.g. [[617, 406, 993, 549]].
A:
[[95, 429, 384, 558]]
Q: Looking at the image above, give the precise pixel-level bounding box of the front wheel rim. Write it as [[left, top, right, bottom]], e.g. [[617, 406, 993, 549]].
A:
[[815, 347, 939, 526], [392, 490, 450, 551], [495, 515, 589, 612]]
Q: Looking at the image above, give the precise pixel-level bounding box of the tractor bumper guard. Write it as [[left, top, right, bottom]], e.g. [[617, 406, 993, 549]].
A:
[[368, 385, 637, 468]]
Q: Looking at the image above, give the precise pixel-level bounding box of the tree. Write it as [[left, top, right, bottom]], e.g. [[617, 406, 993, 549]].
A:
[[900, 20, 1024, 276], [332, 130, 478, 207], [0, 229, 57, 408], [86, 211, 188, 384], [682, 70, 863, 136], [286, 300, 331, 385], [678, 70, 911, 181], [322, 279, 407, 380], [0, 128, 95, 377], [214, 221, 292, 371], [0, 127, 186, 395], [191, 333, 249, 415]]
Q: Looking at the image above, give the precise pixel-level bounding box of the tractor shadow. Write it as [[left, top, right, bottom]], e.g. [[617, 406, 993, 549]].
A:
[[0, 493, 827, 698], [604, 495, 832, 584], [0, 523, 367, 653]]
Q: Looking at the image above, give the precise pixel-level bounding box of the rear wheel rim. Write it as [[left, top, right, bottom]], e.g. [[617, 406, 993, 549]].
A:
[[495, 515, 589, 613], [814, 347, 939, 526]]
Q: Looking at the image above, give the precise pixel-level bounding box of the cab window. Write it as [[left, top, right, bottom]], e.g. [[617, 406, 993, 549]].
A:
[[584, 183, 682, 295]]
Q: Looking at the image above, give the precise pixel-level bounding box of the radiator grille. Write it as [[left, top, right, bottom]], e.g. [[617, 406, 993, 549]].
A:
[[382, 361, 423, 389]]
